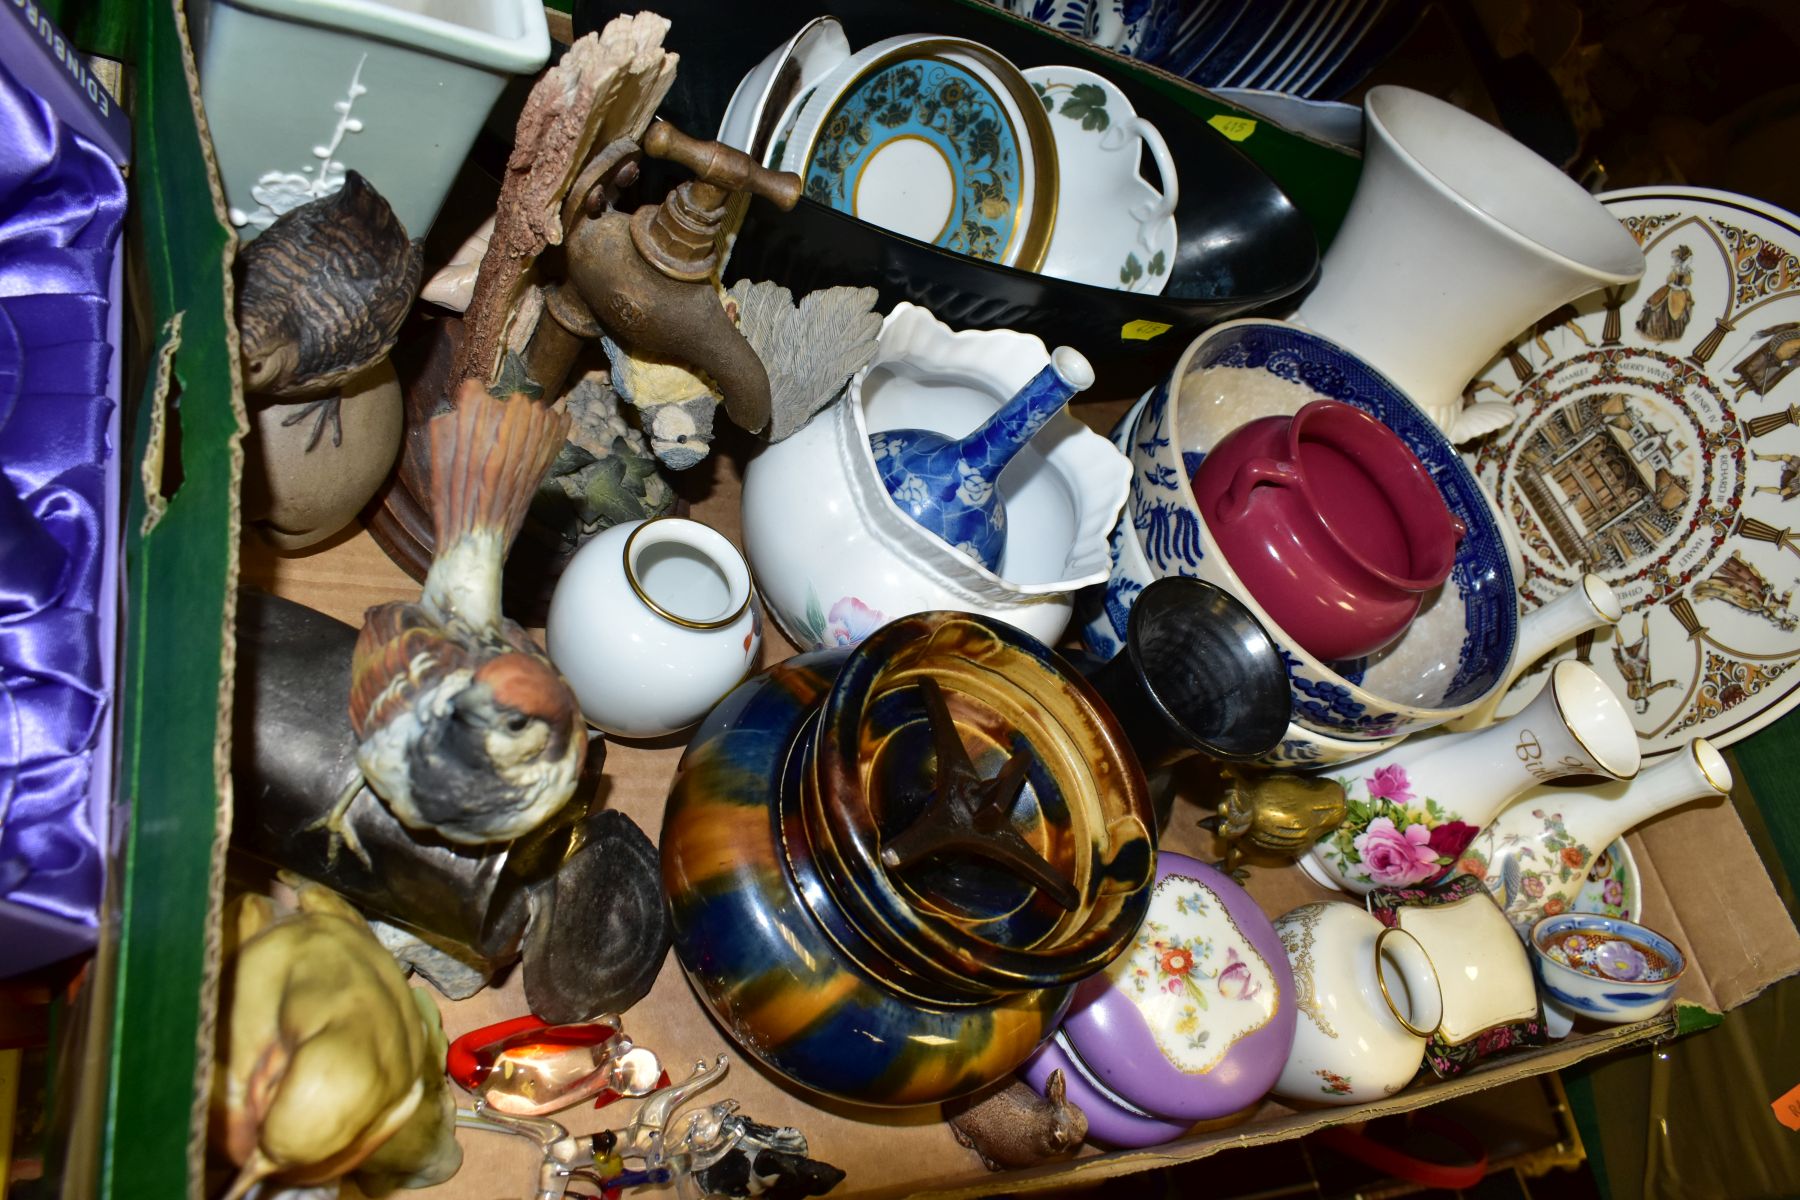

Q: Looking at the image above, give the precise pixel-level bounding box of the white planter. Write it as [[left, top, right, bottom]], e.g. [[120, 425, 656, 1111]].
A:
[[740, 304, 1128, 652], [189, 0, 549, 241]]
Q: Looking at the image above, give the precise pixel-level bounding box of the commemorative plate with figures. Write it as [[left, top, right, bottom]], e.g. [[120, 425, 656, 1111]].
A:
[[1468, 187, 1800, 758]]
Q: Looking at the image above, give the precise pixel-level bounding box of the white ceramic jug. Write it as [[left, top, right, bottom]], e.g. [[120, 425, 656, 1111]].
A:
[[1300, 660, 1641, 895], [1272, 902, 1442, 1105], [1295, 87, 1644, 442], [1470, 737, 1731, 934]]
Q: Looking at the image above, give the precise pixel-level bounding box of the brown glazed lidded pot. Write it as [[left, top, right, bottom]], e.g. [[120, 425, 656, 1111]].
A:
[[662, 611, 1155, 1106]]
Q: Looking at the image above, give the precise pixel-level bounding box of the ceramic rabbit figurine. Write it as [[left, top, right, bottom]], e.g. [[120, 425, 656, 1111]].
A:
[[871, 346, 1094, 570], [1300, 660, 1641, 895], [1467, 737, 1731, 934]]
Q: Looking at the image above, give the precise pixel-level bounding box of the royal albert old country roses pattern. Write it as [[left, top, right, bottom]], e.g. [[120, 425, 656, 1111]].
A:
[[1468, 188, 1800, 758], [1323, 764, 1479, 890], [1109, 874, 1279, 1073]]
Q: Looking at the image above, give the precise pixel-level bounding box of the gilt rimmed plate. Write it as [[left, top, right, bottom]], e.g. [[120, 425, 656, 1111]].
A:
[[1467, 187, 1800, 759], [791, 37, 1056, 271]]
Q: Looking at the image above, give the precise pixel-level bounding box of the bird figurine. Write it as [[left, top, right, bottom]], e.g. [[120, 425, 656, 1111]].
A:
[[318, 381, 585, 864], [1206, 768, 1348, 877], [946, 1069, 1087, 1171], [210, 885, 462, 1200], [236, 170, 423, 450]]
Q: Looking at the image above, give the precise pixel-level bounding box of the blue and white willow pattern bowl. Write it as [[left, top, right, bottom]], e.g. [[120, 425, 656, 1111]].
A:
[[1090, 319, 1519, 742]]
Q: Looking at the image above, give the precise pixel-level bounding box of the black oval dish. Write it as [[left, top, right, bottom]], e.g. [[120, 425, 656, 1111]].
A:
[[575, 0, 1321, 396]]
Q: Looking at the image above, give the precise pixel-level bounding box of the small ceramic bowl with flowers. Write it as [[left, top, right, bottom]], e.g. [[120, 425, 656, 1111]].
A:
[[1530, 913, 1686, 1030]]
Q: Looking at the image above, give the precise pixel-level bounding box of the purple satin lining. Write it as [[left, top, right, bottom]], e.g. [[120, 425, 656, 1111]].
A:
[[0, 55, 125, 931]]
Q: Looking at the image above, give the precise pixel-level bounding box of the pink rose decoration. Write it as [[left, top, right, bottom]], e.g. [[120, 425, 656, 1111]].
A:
[[1602, 879, 1624, 906], [823, 596, 886, 647], [1365, 764, 1414, 804], [1353, 817, 1439, 886]]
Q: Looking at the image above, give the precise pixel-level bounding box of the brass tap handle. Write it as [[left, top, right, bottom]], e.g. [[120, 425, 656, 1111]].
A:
[[644, 120, 803, 211]]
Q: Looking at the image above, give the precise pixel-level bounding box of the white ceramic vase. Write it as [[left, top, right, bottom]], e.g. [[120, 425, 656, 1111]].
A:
[[1300, 660, 1641, 895], [1447, 574, 1623, 731], [1294, 86, 1644, 442], [739, 303, 1129, 652], [189, 0, 550, 241], [1272, 902, 1442, 1105], [546, 518, 761, 739], [1470, 737, 1732, 935]]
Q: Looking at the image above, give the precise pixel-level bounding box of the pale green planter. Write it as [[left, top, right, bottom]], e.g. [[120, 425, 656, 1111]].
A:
[[189, 0, 550, 241]]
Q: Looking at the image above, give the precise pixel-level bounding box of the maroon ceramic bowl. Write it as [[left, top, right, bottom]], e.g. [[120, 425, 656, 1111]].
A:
[[1191, 399, 1464, 662]]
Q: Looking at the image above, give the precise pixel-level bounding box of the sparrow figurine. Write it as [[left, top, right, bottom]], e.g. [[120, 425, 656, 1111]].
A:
[[236, 170, 423, 450], [317, 381, 585, 864]]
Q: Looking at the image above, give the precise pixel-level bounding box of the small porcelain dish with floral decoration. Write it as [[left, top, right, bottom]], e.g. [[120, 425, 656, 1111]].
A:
[[1530, 913, 1685, 1028]]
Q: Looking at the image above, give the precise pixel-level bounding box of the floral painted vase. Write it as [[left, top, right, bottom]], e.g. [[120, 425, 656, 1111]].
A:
[[661, 611, 1154, 1106], [1270, 901, 1442, 1106], [1020, 854, 1294, 1147], [1299, 661, 1641, 895], [1464, 738, 1730, 936]]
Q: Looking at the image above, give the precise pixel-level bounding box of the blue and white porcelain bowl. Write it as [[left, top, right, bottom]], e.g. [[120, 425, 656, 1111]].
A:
[[1098, 319, 1519, 742], [1530, 914, 1685, 1026]]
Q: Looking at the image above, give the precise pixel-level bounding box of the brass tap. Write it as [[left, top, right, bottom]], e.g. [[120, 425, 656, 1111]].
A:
[[532, 121, 803, 433]]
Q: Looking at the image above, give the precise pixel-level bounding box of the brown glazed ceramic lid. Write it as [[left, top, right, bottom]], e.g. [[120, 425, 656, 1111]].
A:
[[803, 611, 1155, 996]]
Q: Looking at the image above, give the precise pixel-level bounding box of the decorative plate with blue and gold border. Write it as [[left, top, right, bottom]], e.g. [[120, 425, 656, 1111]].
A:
[[799, 41, 1056, 271]]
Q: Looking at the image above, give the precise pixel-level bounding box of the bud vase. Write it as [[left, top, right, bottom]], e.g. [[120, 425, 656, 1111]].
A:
[[872, 345, 1094, 570], [1299, 661, 1640, 895], [1467, 738, 1731, 934]]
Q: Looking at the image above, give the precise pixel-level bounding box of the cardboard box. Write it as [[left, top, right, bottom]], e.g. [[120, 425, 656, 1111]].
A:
[[100, 2, 1800, 1197]]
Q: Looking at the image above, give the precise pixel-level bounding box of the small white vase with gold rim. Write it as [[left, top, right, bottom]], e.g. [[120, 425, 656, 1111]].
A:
[[1272, 901, 1442, 1106]]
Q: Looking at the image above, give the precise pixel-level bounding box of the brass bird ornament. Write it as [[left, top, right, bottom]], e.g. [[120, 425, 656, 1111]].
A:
[[317, 382, 586, 864], [1206, 769, 1348, 877], [236, 170, 423, 449]]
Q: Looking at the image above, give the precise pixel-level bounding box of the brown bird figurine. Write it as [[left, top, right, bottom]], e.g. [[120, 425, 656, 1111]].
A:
[[237, 170, 423, 450], [1207, 768, 1348, 877], [315, 382, 585, 864]]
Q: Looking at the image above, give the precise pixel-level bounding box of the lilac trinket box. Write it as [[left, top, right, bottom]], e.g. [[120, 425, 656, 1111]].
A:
[[1022, 852, 1296, 1147]]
